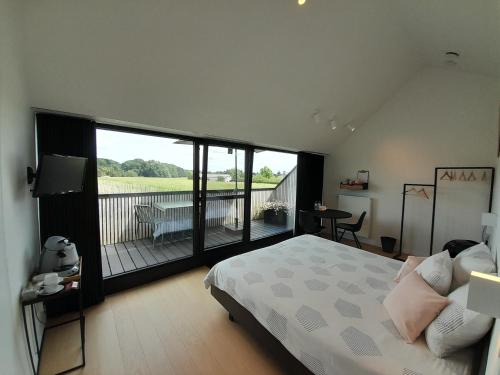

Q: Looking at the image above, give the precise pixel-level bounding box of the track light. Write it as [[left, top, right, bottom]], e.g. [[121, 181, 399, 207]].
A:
[[346, 124, 356, 132], [312, 110, 321, 125], [329, 119, 337, 130]]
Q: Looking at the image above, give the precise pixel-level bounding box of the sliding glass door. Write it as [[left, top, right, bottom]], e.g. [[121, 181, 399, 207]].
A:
[[96, 128, 195, 279], [97, 126, 297, 283], [200, 145, 247, 250]]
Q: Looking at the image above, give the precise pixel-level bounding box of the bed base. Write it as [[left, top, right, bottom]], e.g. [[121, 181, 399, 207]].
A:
[[211, 285, 313, 375]]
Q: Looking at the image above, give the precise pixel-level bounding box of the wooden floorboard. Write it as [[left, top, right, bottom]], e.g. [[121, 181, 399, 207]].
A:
[[39, 268, 285, 375], [123, 242, 148, 269], [105, 244, 125, 275], [102, 220, 291, 279], [101, 246, 111, 278], [115, 243, 136, 272]]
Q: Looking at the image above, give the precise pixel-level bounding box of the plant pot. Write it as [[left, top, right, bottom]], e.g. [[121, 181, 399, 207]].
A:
[[381, 236, 396, 253], [263, 210, 287, 226]]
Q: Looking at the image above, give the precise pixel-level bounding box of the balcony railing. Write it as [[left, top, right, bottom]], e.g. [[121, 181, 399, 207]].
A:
[[98, 167, 297, 245]]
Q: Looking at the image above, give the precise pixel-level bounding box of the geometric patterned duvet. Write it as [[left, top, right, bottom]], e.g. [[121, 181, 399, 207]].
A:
[[204, 235, 474, 375]]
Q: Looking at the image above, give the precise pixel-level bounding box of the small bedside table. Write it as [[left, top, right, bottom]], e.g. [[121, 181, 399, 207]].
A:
[[21, 258, 85, 375]]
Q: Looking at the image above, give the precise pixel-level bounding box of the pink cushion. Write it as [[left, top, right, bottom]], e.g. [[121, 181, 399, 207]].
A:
[[394, 256, 426, 282], [383, 271, 449, 343]]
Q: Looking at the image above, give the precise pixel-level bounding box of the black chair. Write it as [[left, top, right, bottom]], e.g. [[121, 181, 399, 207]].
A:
[[337, 211, 366, 249], [298, 210, 324, 235]]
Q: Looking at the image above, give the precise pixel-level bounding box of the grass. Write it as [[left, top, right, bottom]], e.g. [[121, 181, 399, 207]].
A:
[[98, 176, 278, 194]]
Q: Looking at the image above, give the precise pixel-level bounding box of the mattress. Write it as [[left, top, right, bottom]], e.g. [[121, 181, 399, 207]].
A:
[[204, 235, 474, 375]]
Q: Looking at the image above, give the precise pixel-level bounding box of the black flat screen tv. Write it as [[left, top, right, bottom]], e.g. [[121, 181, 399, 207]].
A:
[[32, 154, 88, 197]]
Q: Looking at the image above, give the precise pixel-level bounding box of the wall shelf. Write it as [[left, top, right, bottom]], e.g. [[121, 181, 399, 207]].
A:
[[340, 183, 368, 190]]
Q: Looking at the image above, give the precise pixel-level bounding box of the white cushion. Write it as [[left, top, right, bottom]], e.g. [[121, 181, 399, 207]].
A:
[[415, 250, 452, 295], [452, 243, 496, 290], [425, 283, 494, 357]]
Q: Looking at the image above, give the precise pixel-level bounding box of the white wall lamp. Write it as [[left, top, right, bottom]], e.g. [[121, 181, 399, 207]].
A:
[[467, 271, 500, 319], [298, 0, 306, 5]]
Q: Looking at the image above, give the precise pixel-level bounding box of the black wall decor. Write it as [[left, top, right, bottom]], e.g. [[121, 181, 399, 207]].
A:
[[295, 152, 324, 234], [36, 113, 104, 307]]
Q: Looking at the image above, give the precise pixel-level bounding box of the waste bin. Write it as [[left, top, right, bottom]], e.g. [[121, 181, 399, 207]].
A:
[[380, 236, 396, 253]]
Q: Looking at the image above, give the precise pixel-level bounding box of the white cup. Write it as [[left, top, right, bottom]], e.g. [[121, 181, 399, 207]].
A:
[[43, 273, 59, 293]]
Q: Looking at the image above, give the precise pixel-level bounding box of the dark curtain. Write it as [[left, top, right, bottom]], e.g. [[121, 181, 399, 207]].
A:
[[36, 113, 103, 307], [295, 152, 324, 234]]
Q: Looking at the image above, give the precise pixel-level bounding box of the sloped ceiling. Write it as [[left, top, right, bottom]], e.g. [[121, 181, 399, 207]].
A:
[[21, 0, 498, 153], [392, 0, 500, 78]]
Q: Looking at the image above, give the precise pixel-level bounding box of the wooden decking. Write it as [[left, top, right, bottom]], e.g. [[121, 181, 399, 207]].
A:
[[101, 220, 292, 278]]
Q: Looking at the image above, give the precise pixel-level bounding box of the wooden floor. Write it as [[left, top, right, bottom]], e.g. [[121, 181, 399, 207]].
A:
[[101, 220, 293, 278], [39, 267, 285, 375]]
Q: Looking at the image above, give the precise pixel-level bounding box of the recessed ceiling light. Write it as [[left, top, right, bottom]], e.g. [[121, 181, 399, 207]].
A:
[[298, 0, 306, 5]]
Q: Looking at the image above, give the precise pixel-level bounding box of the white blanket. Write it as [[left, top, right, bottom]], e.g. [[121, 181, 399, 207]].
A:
[[204, 235, 474, 375]]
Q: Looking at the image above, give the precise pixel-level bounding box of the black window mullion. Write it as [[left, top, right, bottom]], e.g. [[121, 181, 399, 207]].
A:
[[243, 146, 254, 243], [192, 141, 201, 256]]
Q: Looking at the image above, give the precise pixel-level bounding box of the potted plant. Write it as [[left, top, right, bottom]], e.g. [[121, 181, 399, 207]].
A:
[[261, 201, 289, 226]]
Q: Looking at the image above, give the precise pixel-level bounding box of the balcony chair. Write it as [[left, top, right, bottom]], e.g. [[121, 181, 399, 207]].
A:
[[337, 211, 366, 249], [298, 210, 324, 235], [134, 204, 170, 247]]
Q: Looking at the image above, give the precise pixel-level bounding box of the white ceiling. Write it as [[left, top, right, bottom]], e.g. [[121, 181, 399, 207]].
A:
[[20, 0, 499, 153], [392, 0, 500, 78]]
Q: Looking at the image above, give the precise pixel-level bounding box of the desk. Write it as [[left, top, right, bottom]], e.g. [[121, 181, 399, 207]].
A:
[[311, 209, 352, 241], [21, 258, 85, 375], [153, 200, 193, 211]]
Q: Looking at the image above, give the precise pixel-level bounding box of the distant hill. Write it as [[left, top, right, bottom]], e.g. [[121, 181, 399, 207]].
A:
[[97, 158, 191, 178]]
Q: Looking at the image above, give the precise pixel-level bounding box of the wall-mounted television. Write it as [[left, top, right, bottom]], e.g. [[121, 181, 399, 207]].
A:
[[31, 154, 88, 197]]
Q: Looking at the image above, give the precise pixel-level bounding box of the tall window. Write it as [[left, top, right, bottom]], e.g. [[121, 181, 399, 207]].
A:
[[250, 150, 297, 240], [96, 129, 194, 278]]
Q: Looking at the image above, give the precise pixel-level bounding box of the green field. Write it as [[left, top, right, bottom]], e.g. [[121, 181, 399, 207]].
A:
[[98, 176, 277, 194]]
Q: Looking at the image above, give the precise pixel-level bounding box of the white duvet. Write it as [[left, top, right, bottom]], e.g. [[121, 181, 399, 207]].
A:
[[204, 235, 474, 375]]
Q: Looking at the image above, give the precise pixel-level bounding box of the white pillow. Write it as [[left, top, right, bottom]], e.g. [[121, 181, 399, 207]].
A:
[[415, 250, 452, 295], [452, 243, 496, 290], [425, 283, 494, 357]]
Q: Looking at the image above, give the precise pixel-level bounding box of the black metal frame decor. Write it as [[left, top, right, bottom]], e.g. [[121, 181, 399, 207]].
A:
[[396, 183, 435, 261], [429, 167, 495, 255]]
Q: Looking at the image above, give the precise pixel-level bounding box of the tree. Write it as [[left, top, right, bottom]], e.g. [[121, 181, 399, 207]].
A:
[[225, 168, 244, 181], [259, 166, 273, 179]]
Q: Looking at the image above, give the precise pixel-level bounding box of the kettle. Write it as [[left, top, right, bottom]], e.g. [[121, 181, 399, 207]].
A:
[[60, 243, 79, 267]]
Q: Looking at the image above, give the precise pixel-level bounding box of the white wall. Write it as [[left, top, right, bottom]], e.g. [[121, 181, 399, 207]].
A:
[[324, 67, 499, 253], [484, 160, 500, 375], [0, 0, 40, 373]]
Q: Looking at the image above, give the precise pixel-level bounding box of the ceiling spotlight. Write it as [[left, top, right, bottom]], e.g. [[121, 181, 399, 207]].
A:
[[346, 123, 356, 132], [312, 110, 321, 125], [329, 118, 338, 130], [298, 0, 306, 5]]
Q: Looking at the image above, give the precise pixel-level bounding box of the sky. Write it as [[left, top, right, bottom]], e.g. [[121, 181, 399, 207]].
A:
[[97, 129, 297, 173]]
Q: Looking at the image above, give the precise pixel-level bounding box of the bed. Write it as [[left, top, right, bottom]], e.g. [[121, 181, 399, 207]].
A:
[[204, 235, 480, 375]]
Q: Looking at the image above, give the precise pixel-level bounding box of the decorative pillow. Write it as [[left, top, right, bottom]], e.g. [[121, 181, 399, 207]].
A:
[[415, 250, 452, 295], [394, 256, 426, 282], [425, 283, 494, 357], [383, 271, 449, 343], [452, 243, 496, 290]]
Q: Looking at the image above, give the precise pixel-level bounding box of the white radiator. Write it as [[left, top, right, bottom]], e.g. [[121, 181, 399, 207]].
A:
[[337, 195, 371, 238]]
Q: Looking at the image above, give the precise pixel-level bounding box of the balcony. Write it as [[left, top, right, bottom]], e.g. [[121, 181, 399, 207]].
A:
[[99, 169, 296, 278]]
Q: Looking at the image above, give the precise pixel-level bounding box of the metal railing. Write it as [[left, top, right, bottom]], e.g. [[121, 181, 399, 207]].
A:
[[98, 169, 297, 245]]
